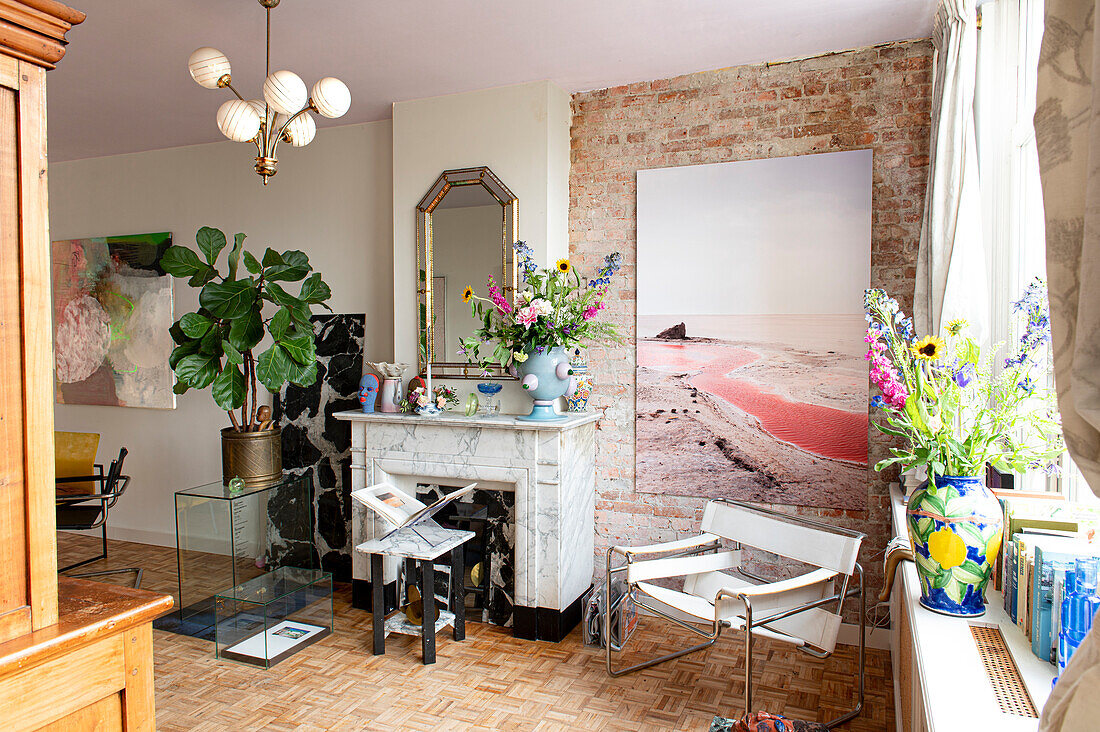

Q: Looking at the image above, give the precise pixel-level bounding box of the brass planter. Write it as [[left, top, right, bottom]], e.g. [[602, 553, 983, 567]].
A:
[[221, 426, 282, 487]]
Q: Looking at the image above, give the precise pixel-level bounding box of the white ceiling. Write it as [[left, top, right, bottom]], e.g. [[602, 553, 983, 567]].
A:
[[47, 0, 937, 162]]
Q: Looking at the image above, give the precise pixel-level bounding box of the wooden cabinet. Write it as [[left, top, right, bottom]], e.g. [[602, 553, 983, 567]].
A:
[[0, 3, 174, 730]]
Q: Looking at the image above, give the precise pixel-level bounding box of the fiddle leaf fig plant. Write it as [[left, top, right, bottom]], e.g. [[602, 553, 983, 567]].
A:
[[163, 226, 332, 432]]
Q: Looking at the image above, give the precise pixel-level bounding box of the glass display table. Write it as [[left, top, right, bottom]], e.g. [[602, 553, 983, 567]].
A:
[[154, 474, 314, 640], [215, 566, 333, 668]]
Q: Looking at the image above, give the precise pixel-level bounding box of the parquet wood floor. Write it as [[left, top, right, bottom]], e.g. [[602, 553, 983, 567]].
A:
[[57, 533, 894, 731]]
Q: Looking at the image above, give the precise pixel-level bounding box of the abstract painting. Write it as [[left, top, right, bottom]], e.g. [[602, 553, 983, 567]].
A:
[[636, 150, 871, 509], [52, 232, 175, 409]]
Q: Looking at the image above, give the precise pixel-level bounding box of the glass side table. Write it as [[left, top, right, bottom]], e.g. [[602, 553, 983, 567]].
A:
[[161, 473, 314, 639], [215, 566, 333, 668]]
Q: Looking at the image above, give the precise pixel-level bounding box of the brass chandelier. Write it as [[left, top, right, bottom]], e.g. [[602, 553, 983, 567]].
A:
[[187, 0, 351, 185]]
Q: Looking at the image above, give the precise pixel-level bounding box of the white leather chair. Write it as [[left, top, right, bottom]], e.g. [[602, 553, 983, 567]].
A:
[[605, 499, 866, 728]]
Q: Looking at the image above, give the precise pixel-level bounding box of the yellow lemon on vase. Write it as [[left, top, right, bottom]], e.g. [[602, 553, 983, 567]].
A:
[[927, 528, 966, 569]]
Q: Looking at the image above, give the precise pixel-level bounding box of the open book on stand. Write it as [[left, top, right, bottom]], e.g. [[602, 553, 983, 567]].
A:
[[352, 482, 477, 547]]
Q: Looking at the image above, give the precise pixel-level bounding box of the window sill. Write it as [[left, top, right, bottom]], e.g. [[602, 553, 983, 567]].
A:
[[890, 484, 1054, 731]]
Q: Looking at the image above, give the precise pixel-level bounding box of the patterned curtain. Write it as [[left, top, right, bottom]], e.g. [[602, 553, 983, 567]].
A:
[[1035, 1, 1100, 727], [914, 0, 989, 340]]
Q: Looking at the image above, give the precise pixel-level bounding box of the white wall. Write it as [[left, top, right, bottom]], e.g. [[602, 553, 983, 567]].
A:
[[391, 81, 572, 410], [50, 120, 394, 546]]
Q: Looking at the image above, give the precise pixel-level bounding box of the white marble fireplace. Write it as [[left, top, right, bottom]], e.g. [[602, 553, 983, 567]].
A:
[[334, 410, 599, 641]]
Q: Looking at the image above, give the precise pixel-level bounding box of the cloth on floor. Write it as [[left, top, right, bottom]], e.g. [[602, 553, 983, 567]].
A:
[[710, 712, 829, 732]]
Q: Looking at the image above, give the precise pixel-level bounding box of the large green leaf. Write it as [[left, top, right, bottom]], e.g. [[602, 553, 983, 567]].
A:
[[226, 233, 246, 280], [176, 353, 219, 389], [933, 570, 953, 589], [169, 340, 201, 370], [269, 307, 291, 341], [179, 312, 213, 339], [169, 321, 188, 346], [261, 247, 283, 269], [228, 305, 264, 352], [256, 344, 292, 392], [173, 379, 190, 396], [299, 272, 331, 304], [196, 226, 227, 265], [199, 327, 223, 356], [200, 279, 256, 320], [280, 333, 315, 366], [212, 363, 246, 410], [222, 340, 243, 365], [287, 358, 318, 387], [264, 282, 303, 309], [161, 246, 214, 286], [264, 249, 310, 282], [242, 250, 263, 275]]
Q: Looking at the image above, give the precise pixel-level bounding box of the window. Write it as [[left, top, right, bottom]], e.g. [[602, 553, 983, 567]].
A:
[[976, 0, 1090, 500]]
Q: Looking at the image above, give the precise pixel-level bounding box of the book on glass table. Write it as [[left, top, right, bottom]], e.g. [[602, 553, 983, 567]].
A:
[[352, 482, 477, 547]]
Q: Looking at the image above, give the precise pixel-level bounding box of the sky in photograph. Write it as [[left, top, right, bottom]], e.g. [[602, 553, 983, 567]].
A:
[[637, 149, 872, 316]]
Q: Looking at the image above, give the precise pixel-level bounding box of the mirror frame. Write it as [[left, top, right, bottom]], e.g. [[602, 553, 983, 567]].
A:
[[416, 166, 518, 379]]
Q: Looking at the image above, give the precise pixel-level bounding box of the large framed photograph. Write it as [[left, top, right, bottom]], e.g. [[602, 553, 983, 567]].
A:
[[636, 150, 872, 509]]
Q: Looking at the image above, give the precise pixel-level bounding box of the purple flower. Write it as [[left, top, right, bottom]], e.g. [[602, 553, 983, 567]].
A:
[[952, 362, 975, 388]]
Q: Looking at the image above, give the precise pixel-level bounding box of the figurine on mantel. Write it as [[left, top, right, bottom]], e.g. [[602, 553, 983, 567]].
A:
[[368, 361, 408, 413], [358, 373, 379, 413]]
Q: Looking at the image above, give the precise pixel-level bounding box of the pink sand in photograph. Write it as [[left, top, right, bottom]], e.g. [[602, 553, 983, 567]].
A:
[[639, 341, 868, 464]]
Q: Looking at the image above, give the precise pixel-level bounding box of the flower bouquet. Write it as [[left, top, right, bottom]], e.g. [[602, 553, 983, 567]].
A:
[[459, 242, 622, 420], [864, 281, 1064, 616]]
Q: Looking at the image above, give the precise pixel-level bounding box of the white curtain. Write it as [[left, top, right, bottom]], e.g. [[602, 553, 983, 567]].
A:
[[1035, 0, 1100, 728], [915, 0, 990, 340]]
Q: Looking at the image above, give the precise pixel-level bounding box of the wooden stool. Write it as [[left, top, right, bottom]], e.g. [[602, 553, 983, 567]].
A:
[[357, 523, 474, 664]]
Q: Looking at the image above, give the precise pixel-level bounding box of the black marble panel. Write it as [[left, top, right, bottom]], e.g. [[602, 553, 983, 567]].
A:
[[273, 313, 364, 581]]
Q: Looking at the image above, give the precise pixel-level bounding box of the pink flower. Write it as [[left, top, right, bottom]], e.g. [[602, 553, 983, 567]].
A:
[[517, 306, 538, 328], [582, 306, 599, 321], [487, 277, 513, 314]]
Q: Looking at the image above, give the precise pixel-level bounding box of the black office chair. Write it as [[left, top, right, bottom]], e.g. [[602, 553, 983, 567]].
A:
[[55, 447, 143, 588]]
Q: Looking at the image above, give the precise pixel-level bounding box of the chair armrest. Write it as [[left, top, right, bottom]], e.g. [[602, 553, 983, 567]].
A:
[[55, 475, 109, 484], [716, 568, 837, 602], [611, 533, 720, 558]]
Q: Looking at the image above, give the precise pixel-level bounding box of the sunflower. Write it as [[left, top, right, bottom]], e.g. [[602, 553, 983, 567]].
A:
[[911, 335, 946, 361], [945, 318, 968, 336], [555, 258, 572, 274], [461, 286, 473, 303]]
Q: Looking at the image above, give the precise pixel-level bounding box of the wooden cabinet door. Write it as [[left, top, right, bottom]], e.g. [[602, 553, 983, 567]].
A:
[[0, 54, 58, 643]]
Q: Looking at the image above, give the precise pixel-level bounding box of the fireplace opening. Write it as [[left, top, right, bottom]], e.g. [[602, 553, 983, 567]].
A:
[[415, 483, 516, 627]]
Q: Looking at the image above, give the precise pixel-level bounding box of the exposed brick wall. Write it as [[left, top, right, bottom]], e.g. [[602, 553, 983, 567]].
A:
[[569, 40, 933, 603]]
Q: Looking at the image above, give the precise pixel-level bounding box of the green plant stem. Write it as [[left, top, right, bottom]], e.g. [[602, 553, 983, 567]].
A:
[[227, 409, 242, 432], [241, 353, 251, 431], [247, 351, 258, 430]]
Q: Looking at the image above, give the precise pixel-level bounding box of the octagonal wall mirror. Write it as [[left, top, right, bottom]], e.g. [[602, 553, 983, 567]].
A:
[[417, 166, 518, 378]]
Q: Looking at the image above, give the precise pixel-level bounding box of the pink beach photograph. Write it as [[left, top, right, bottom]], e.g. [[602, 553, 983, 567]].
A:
[[636, 151, 872, 509]]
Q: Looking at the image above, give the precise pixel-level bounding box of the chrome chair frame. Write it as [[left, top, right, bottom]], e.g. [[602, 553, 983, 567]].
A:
[[605, 500, 866, 729]]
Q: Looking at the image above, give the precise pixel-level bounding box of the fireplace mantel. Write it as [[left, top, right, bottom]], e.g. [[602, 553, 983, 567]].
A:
[[334, 409, 600, 641]]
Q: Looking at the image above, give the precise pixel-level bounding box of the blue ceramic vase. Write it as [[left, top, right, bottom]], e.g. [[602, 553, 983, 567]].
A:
[[515, 346, 571, 421], [906, 475, 1004, 617]]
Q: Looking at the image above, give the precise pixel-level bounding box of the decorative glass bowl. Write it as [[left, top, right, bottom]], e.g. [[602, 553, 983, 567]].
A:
[[477, 383, 503, 415]]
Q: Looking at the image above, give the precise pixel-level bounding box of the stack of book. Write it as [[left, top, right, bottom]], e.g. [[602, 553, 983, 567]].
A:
[[999, 496, 1100, 664]]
